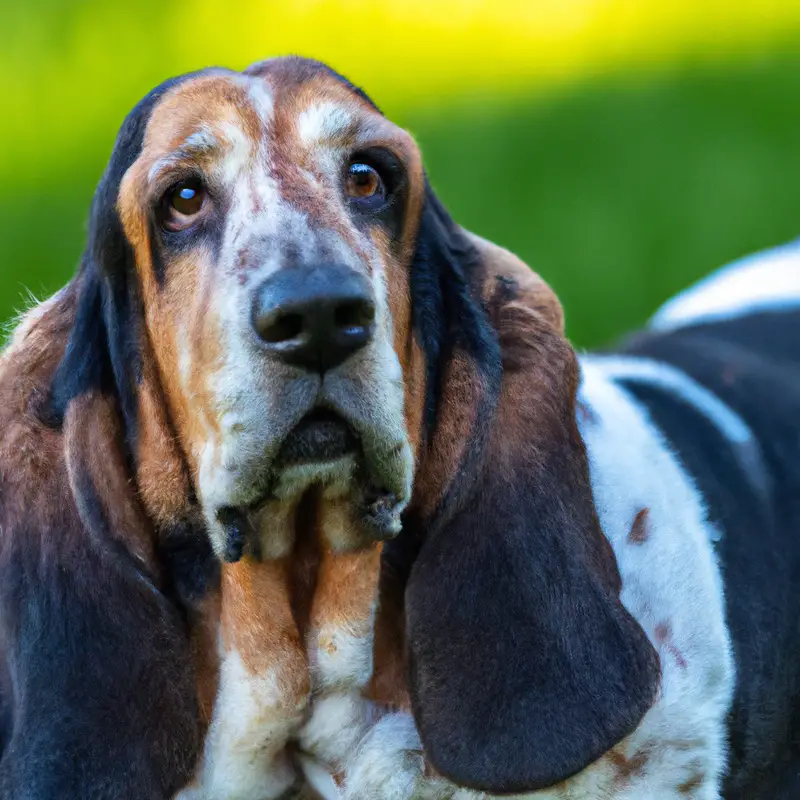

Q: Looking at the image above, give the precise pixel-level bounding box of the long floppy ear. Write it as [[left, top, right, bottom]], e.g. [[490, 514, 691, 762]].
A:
[[0, 77, 217, 798], [48, 75, 215, 605], [401, 187, 661, 793]]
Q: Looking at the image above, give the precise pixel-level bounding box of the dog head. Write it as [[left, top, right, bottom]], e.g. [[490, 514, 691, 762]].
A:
[[48, 58, 435, 563]]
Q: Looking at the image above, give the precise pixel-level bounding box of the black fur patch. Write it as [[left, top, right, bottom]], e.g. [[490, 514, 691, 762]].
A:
[[0, 656, 10, 760], [409, 184, 501, 438], [159, 517, 221, 611], [0, 511, 201, 798]]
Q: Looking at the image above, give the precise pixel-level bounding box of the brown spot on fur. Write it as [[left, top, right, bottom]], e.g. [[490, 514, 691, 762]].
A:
[[236, 244, 252, 271], [249, 173, 264, 215], [610, 745, 651, 786], [410, 348, 485, 518], [655, 620, 689, 670], [310, 542, 381, 631], [287, 494, 322, 639], [678, 769, 706, 794], [370, 555, 412, 710], [628, 507, 651, 544], [190, 590, 222, 730], [135, 337, 194, 528]]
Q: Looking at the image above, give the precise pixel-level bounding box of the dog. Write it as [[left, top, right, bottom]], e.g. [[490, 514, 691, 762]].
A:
[[0, 55, 797, 800]]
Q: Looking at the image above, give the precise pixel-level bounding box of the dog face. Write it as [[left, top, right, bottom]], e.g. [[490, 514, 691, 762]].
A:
[[110, 59, 426, 559]]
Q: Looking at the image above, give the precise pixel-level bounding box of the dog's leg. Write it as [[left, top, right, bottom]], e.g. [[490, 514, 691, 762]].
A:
[[298, 501, 382, 774], [194, 558, 309, 800]]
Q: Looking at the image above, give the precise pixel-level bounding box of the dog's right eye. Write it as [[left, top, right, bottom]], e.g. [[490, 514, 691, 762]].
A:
[[161, 178, 207, 231]]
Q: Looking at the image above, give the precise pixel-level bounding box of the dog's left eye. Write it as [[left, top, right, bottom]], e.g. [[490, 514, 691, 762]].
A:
[[345, 163, 385, 207], [161, 178, 207, 231]]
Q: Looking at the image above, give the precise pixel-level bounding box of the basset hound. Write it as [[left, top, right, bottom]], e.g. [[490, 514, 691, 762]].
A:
[[0, 56, 797, 800]]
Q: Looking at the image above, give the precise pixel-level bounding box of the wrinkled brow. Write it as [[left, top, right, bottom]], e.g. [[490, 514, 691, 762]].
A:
[[147, 127, 222, 184]]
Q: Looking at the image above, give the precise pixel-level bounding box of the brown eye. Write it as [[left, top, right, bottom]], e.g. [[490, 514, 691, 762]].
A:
[[345, 162, 385, 206], [162, 178, 206, 230]]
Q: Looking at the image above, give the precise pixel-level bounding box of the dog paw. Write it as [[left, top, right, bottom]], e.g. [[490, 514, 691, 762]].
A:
[[298, 690, 370, 768]]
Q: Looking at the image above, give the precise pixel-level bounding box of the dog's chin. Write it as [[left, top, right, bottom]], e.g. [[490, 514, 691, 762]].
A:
[[212, 409, 408, 563]]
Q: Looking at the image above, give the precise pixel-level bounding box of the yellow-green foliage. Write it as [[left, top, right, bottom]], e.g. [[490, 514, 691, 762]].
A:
[[2, 0, 800, 344]]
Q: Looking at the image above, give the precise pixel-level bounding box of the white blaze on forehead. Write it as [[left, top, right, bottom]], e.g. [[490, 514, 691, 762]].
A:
[[247, 78, 275, 125], [218, 120, 255, 186], [298, 101, 354, 144]]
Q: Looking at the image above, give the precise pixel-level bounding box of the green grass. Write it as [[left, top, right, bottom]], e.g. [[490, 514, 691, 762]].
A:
[[3, 52, 800, 347]]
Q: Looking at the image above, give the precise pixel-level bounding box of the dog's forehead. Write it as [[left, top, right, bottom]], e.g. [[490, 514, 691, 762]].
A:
[[140, 65, 386, 166]]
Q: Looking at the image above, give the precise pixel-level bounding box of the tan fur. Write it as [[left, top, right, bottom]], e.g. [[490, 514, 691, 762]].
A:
[[64, 391, 159, 574], [0, 290, 78, 532]]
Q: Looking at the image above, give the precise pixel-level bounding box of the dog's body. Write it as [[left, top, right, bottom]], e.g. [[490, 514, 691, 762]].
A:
[[338, 242, 800, 800], [0, 55, 798, 800]]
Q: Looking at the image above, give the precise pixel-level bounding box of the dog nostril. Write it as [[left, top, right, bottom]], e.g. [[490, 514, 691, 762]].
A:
[[335, 300, 375, 334], [252, 266, 375, 370], [260, 312, 304, 344]]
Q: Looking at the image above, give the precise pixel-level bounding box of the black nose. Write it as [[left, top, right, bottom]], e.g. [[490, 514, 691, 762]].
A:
[[252, 265, 376, 372]]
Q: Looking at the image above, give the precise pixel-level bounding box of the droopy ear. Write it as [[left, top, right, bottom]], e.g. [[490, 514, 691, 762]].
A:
[[402, 189, 661, 793], [48, 74, 214, 602]]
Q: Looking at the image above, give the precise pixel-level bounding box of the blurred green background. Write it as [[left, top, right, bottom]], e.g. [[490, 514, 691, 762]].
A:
[[2, 0, 800, 348]]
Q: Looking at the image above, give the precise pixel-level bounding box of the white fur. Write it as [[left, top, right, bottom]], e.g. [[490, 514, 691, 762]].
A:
[[186, 648, 305, 800], [650, 239, 800, 331], [297, 752, 343, 800], [219, 120, 257, 188], [247, 80, 275, 126], [298, 102, 354, 145], [338, 358, 736, 799], [300, 597, 377, 768], [300, 691, 370, 770]]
